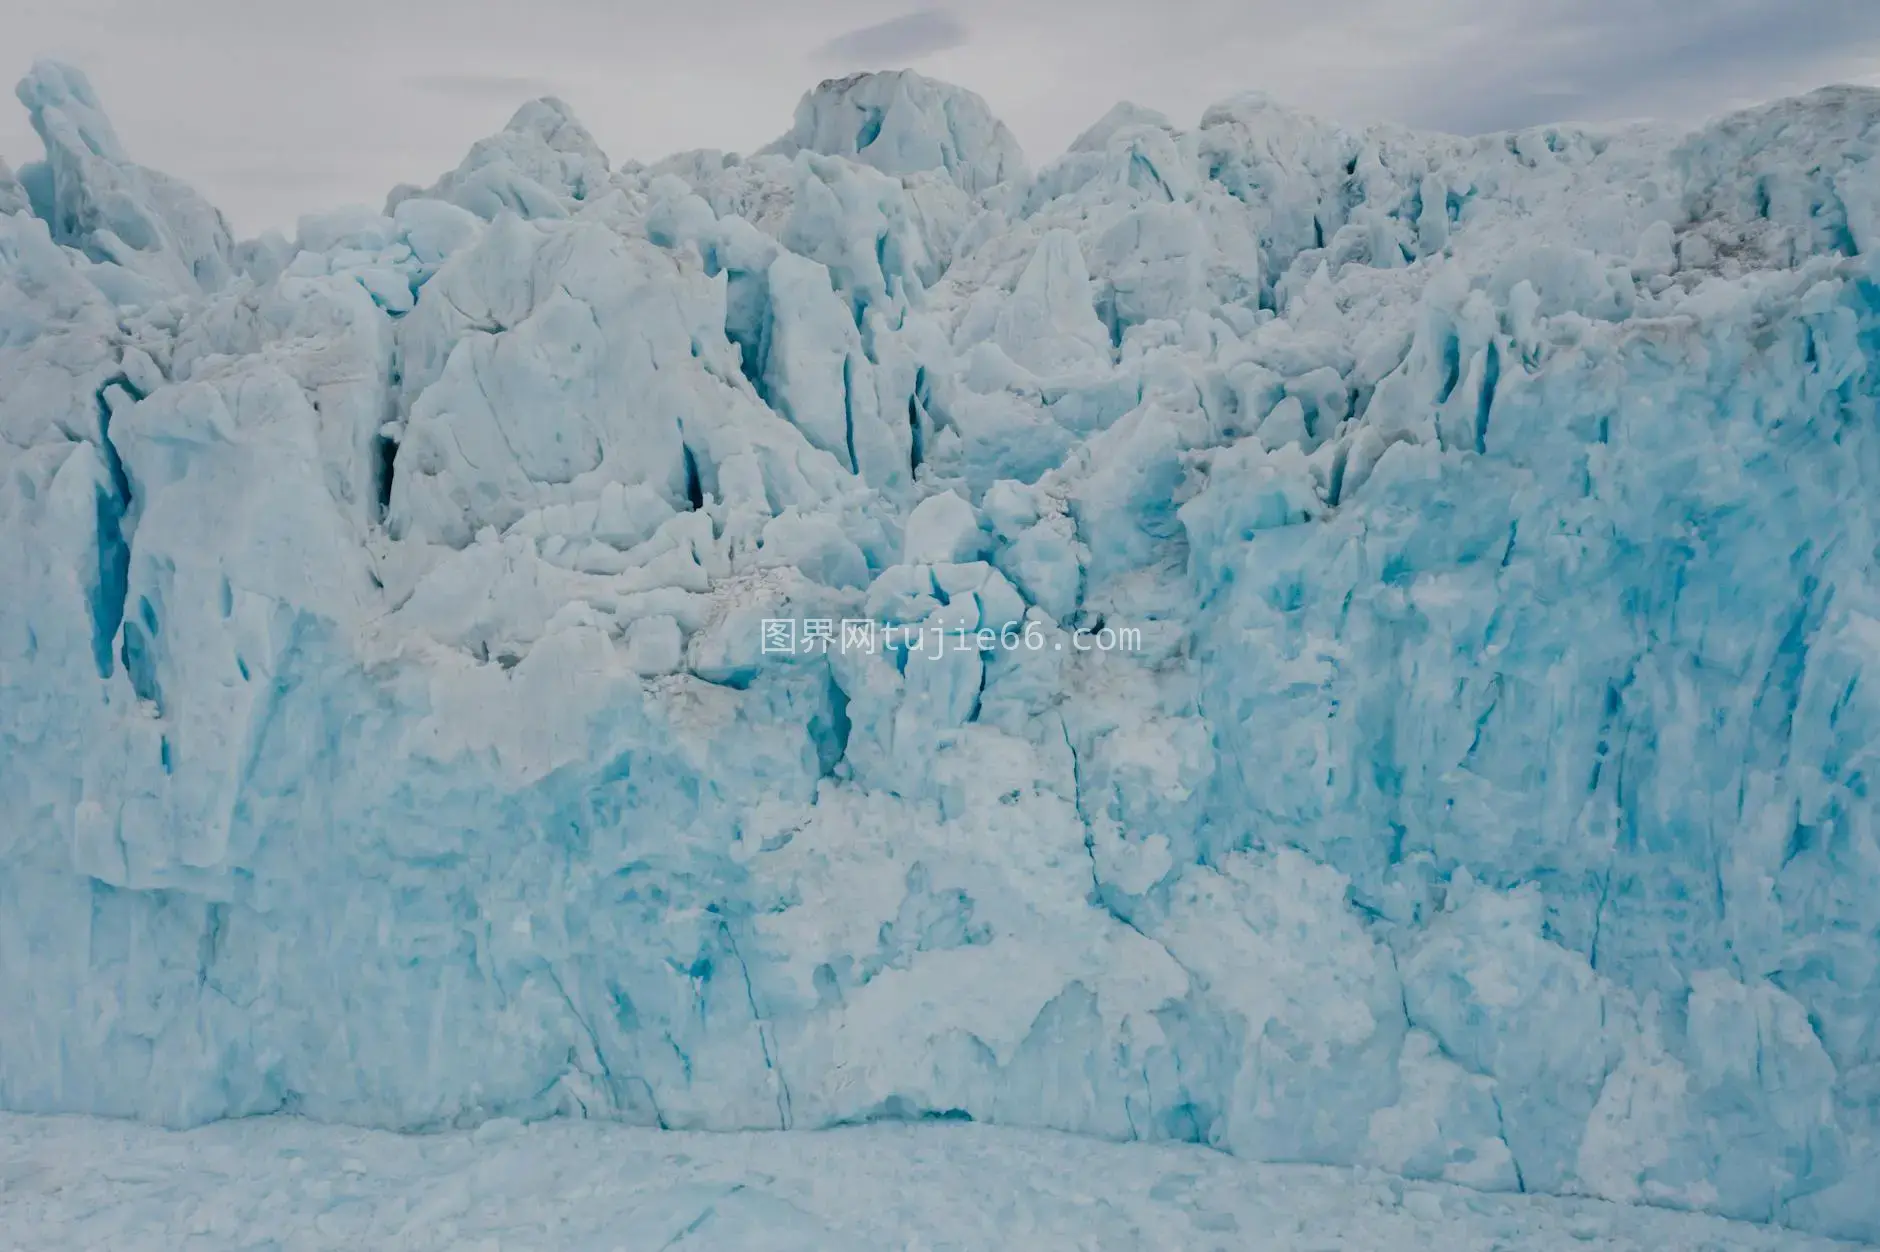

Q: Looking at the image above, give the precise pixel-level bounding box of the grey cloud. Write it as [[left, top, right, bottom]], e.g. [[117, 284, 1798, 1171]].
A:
[[1397, 0, 1880, 133], [812, 8, 970, 66], [196, 165, 347, 191], [407, 72, 563, 102]]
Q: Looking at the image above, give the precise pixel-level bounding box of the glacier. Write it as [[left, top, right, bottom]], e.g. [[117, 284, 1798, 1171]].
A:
[[2, 58, 1880, 1243]]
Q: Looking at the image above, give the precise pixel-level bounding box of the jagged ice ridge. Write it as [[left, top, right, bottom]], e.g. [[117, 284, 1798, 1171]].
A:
[[3, 59, 1880, 1242]]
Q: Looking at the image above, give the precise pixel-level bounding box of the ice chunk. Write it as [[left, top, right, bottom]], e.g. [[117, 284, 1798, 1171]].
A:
[[1676, 86, 1880, 266], [767, 70, 1026, 194], [760, 250, 909, 490], [390, 215, 844, 547], [1090, 203, 1210, 338], [1400, 879, 1621, 1196], [623, 614, 685, 676], [1069, 102, 1176, 154], [903, 490, 984, 565], [400, 96, 611, 221], [992, 230, 1113, 376], [1366, 1030, 1520, 1192], [1153, 849, 1404, 1162], [0, 158, 28, 216], [15, 61, 234, 294]]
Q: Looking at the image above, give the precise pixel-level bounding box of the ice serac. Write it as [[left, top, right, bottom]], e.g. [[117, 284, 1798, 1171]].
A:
[[765, 70, 1027, 194], [14, 60, 233, 296], [4, 57, 1880, 1244], [393, 96, 611, 221], [0, 159, 28, 217]]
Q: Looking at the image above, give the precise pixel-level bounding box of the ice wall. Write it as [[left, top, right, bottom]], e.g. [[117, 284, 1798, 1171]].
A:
[[3, 62, 1879, 1239]]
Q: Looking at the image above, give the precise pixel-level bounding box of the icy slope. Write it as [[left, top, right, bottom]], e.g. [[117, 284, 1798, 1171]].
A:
[[1, 1113, 1860, 1252], [3, 62, 1880, 1240]]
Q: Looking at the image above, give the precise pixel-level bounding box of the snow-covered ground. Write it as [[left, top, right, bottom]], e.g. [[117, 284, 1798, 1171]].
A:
[[0, 1113, 1862, 1252]]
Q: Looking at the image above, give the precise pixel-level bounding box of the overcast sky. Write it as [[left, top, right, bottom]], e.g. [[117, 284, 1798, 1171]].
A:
[[5, 0, 1880, 234]]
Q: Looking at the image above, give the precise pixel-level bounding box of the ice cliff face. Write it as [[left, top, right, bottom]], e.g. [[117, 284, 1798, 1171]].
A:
[[3, 61, 1880, 1239]]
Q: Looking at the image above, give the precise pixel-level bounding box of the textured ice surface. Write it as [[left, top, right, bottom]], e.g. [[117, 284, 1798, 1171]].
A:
[[4, 59, 1880, 1241], [0, 1113, 1859, 1252]]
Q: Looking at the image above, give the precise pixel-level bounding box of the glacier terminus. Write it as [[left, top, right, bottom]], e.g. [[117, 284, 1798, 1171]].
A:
[[3, 57, 1880, 1246]]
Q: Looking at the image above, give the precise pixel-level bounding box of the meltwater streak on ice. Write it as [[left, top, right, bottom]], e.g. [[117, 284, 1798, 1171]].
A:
[[2, 59, 1879, 1239]]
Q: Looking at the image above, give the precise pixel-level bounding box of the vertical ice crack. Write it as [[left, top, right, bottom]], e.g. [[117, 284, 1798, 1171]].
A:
[[538, 962, 618, 1118], [1062, 718, 1099, 892], [966, 654, 988, 724], [682, 443, 704, 511], [1589, 859, 1615, 973], [1587, 663, 1636, 971], [373, 432, 398, 522], [1063, 718, 1170, 953], [841, 354, 860, 474], [89, 374, 138, 679], [1474, 339, 1501, 455], [1490, 1090, 1527, 1194], [718, 919, 792, 1129], [629, 1076, 669, 1131], [908, 368, 928, 477]]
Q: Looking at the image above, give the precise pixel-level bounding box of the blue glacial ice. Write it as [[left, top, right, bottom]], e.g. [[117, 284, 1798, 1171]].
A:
[[3, 61, 1880, 1242]]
